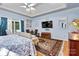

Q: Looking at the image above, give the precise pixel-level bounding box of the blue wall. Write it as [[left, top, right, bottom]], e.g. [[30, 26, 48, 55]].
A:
[[1, 6, 79, 40], [0, 9, 30, 32], [0, 9, 28, 20], [31, 7, 79, 40]]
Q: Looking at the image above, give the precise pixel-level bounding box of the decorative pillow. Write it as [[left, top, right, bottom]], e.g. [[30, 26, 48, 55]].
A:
[[0, 48, 9, 56], [8, 51, 19, 56]]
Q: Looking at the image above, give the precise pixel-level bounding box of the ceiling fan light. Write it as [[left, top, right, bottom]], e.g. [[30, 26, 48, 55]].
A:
[[26, 8, 30, 11]]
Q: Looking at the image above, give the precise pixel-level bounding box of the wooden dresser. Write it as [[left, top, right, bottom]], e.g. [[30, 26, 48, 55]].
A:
[[69, 32, 79, 56], [41, 32, 51, 39]]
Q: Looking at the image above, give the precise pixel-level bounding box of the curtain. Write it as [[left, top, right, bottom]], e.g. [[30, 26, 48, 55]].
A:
[[0, 17, 7, 36], [21, 20, 24, 32]]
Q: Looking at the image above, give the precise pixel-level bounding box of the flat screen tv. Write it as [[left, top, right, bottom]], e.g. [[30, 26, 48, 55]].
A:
[[42, 21, 53, 28]]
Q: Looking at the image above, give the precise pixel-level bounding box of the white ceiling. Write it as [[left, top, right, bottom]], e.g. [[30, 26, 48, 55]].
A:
[[0, 3, 67, 17]]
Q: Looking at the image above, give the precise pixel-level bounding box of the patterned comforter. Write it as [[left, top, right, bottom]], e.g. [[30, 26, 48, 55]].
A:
[[0, 34, 36, 56]]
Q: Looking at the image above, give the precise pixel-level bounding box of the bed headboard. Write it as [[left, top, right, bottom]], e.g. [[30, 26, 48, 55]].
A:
[[41, 32, 51, 39]]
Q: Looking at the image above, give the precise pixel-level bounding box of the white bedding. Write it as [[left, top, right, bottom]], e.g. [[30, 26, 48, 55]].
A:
[[0, 34, 36, 56]]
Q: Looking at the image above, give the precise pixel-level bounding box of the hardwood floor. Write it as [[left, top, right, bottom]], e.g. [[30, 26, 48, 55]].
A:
[[63, 41, 69, 56]]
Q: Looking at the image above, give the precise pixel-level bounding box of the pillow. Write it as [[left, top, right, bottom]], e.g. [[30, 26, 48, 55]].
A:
[[0, 48, 9, 56], [8, 51, 19, 56]]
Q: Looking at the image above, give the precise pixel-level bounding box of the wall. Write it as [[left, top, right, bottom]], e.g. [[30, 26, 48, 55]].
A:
[[31, 7, 79, 40], [0, 9, 30, 32]]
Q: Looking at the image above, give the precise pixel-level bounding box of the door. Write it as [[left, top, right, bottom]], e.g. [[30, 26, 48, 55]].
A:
[[12, 21, 14, 33], [11, 20, 21, 33], [15, 21, 20, 32]]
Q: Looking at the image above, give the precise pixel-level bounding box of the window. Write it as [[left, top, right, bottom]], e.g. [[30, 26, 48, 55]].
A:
[[15, 22, 19, 30], [12, 21, 21, 33]]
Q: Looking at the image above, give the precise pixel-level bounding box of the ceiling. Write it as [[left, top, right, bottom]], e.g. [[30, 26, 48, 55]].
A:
[[0, 3, 79, 17]]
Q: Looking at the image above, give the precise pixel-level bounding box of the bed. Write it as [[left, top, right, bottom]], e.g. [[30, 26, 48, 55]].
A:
[[0, 34, 36, 56]]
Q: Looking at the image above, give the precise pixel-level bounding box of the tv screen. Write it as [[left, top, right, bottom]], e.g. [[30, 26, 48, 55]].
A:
[[42, 21, 52, 28]]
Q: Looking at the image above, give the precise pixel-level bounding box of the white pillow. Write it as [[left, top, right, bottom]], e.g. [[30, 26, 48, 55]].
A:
[[0, 48, 9, 56], [8, 51, 19, 56]]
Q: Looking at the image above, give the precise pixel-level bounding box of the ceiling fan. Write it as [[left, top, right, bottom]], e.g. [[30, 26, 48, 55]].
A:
[[21, 3, 37, 13]]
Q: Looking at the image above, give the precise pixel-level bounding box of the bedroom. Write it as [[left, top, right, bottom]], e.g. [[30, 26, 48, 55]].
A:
[[0, 3, 79, 56]]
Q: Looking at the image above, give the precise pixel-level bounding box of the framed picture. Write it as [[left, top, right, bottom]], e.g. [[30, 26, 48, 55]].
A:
[[59, 17, 68, 29]]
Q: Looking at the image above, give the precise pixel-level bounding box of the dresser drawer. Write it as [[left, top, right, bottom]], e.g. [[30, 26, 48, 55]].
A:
[[70, 49, 77, 56], [70, 52, 77, 56], [69, 40, 79, 56], [70, 43, 76, 48], [70, 49, 76, 52], [70, 45, 76, 48]]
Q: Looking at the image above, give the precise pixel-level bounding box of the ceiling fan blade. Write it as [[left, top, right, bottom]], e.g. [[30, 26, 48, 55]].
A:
[[29, 3, 37, 7], [20, 7, 36, 10], [24, 3, 31, 8], [24, 3, 28, 5], [20, 3, 36, 12]]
